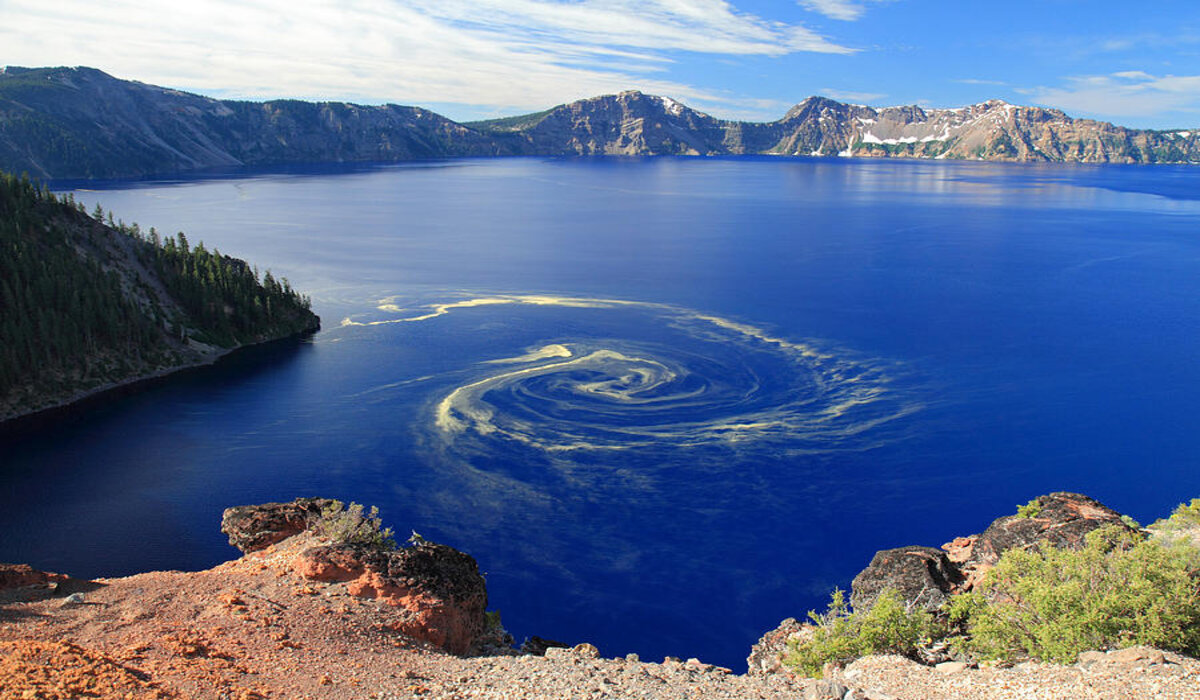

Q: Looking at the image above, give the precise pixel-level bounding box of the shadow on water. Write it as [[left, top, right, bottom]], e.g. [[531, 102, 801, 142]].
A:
[[0, 334, 316, 454]]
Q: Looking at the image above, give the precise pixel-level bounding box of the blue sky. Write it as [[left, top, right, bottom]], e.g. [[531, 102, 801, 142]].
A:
[[3, 0, 1199, 127]]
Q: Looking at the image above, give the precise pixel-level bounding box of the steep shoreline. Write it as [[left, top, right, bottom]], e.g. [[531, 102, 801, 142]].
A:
[[0, 323, 318, 436]]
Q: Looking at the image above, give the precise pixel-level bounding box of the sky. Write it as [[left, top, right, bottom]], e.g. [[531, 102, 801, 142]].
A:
[[2, 0, 1199, 128]]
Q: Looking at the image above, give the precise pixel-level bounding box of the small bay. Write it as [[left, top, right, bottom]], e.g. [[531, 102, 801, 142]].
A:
[[4, 156, 1200, 668]]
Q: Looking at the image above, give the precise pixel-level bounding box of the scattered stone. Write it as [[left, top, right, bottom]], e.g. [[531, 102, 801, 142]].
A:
[[1078, 646, 1171, 669], [60, 592, 86, 606], [1108, 647, 1167, 666], [747, 616, 812, 676], [935, 661, 970, 674], [913, 640, 955, 666], [804, 678, 848, 700]]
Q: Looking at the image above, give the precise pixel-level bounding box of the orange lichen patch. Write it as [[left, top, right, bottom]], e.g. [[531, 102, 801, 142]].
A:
[[0, 639, 176, 699]]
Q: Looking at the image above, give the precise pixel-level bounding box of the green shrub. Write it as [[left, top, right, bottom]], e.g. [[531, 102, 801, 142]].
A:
[[312, 500, 396, 550], [953, 525, 1200, 663], [1016, 498, 1043, 519], [1152, 498, 1200, 530], [783, 589, 939, 677], [1149, 498, 1200, 570], [1119, 514, 1142, 530]]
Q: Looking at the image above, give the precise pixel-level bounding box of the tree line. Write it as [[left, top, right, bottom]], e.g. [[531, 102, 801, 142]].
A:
[[0, 171, 317, 406]]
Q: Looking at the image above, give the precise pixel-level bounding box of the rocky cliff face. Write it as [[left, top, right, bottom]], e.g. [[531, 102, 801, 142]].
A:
[[481, 91, 731, 156], [791, 99, 1200, 163], [3, 66, 1199, 179]]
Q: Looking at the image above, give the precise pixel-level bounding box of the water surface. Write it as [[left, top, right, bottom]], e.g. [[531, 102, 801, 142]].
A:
[[4, 156, 1200, 668]]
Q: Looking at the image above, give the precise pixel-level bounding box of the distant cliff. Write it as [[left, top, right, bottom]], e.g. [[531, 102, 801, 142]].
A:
[[0, 172, 320, 422], [472, 91, 1200, 164], [0, 66, 510, 179], [2, 66, 1199, 179]]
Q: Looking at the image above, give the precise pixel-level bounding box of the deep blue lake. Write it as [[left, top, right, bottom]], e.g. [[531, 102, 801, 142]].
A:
[[4, 156, 1200, 669]]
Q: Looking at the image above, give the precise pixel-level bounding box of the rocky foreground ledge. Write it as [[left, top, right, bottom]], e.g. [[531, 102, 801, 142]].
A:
[[2, 496, 1199, 699]]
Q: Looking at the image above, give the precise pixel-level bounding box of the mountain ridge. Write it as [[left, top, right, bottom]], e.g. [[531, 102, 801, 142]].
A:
[[2, 66, 1198, 179]]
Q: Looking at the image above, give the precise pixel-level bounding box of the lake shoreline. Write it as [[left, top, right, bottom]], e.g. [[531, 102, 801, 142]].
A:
[[0, 325, 319, 439]]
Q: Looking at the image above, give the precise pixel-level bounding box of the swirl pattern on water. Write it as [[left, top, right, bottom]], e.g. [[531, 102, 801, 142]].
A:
[[342, 295, 919, 454]]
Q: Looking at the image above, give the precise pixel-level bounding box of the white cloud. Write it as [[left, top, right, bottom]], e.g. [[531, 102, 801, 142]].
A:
[[798, 0, 890, 21], [954, 78, 1007, 86], [1031, 71, 1200, 123], [0, 0, 852, 119], [820, 88, 885, 104]]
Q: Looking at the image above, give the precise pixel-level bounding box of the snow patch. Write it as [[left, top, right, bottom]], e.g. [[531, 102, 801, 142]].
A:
[[657, 96, 685, 117], [861, 132, 921, 145], [1177, 131, 1192, 139]]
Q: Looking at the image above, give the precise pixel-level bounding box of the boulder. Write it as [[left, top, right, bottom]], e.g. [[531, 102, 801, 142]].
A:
[[850, 546, 962, 613], [220, 497, 335, 553], [294, 540, 488, 655], [956, 492, 1131, 589]]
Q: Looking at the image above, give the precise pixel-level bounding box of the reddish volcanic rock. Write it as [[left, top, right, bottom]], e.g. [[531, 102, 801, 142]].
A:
[[955, 492, 1131, 589], [294, 541, 488, 655], [940, 535, 977, 565], [0, 563, 69, 590], [292, 544, 367, 582], [220, 497, 335, 553]]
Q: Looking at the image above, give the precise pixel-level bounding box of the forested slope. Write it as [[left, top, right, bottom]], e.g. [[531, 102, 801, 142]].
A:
[[0, 172, 319, 420]]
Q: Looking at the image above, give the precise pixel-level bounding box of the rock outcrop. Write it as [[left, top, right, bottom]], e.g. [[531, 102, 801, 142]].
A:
[[293, 541, 488, 655], [0, 563, 68, 590], [847, 492, 1130, 611], [221, 497, 335, 553], [221, 499, 489, 655], [948, 492, 1130, 590], [750, 492, 1136, 676]]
